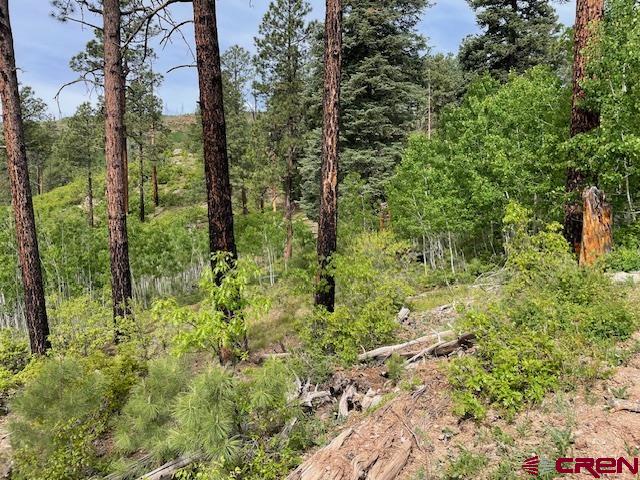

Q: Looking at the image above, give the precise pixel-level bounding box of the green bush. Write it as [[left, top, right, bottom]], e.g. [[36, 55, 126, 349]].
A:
[[605, 246, 640, 272], [10, 357, 110, 480], [115, 357, 190, 461], [0, 329, 29, 374], [302, 231, 413, 363], [450, 204, 638, 419], [153, 253, 262, 360]]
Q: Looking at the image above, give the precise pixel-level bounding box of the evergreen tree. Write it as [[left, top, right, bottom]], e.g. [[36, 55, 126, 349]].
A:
[[422, 53, 466, 136], [254, 0, 311, 262], [221, 45, 253, 215], [54, 103, 103, 227], [0, 0, 50, 354], [20, 87, 57, 195], [127, 65, 163, 222], [301, 0, 429, 213], [459, 0, 563, 81]]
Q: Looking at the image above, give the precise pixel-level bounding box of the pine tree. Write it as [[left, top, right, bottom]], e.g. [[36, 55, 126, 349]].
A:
[[55, 102, 103, 227], [0, 0, 50, 354], [564, 0, 607, 262], [127, 65, 163, 223], [221, 45, 253, 215], [255, 0, 311, 263], [19, 87, 56, 195], [300, 0, 428, 212], [315, 0, 342, 312], [423, 54, 466, 136], [460, 0, 563, 81], [192, 0, 237, 270]]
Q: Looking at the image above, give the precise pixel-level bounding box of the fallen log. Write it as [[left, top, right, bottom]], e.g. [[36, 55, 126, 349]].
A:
[[135, 455, 199, 480], [357, 330, 455, 362], [287, 397, 418, 480], [404, 333, 476, 368]]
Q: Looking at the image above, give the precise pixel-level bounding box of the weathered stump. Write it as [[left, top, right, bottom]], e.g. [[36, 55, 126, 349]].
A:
[[579, 186, 612, 266]]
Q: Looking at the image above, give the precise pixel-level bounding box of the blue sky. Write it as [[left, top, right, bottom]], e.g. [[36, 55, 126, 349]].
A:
[[11, 0, 576, 117]]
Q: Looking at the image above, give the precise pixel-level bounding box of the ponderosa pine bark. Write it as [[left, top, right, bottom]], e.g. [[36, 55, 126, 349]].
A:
[[104, 0, 133, 321], [315, 0, 342, 312], [0, 0, 50, 354], [564, 0, 604, 253], [192, 0, 237, 269]]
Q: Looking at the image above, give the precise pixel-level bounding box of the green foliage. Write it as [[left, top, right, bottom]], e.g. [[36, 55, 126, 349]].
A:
[[300, 0, 429, 210], [9, 357, 110, 480], [605, 246, 640, 272], [154, 254, 261, 359], [388, 68, 570, 261], [238, 359, 298, 437], [385, 353, 405, 385], [302, 232, 413, 363], [460, 0, 563, 81], [172, 367, 239, 461], [444, 449, 488, 480], [115, 357, 189, 461], [450, 205, 638, 419], [0, 328, 29, 374]]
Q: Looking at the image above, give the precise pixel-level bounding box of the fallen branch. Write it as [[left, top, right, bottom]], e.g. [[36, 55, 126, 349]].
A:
[[338, 385, 357, 419], [404, 333, 476, 368], [609, 398, 640, 413], [358, 330, 455, 362], [135, 455, 199, 480]]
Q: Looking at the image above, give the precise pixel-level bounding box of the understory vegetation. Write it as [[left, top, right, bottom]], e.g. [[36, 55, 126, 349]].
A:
[[4, 0, 640, 478]]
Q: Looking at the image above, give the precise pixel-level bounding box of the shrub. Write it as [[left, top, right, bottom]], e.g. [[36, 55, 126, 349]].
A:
[[154, 253, 261, 361], [605, 245, 640, 272], [450, 204, 638, 419], [302, 231, 413, 363], [0, 329, 29, 373], [10, 357, 109, 480], [170, 367, 239, 461], [115, 357, 190, 461]]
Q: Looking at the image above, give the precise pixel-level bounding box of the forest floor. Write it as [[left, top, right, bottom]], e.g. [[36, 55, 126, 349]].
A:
[[289, 282, 640, 480], [0, 416, 10, 478]]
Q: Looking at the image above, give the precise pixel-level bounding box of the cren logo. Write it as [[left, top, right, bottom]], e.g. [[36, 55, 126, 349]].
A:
[[522, 456, 540, 476]]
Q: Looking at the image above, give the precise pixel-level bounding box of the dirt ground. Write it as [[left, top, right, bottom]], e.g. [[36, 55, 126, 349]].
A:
[[291, 300, 640, 480]]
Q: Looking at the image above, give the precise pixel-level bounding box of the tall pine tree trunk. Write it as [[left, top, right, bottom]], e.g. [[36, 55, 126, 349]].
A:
[[151, 127, 159, 207], [152, 163, 159, 207], [241, 183, 248, 215], [564, 0, 605, 253], [192, 0, 237, 270], [139, 142, 145, 222], [103, 0, 133, 321], [87, 164, 94, 228], [0, 0, 50, 354], [315, 0, 342, 312], [284, 139, 295, 263]]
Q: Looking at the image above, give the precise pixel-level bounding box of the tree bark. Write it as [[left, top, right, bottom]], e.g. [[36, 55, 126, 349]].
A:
[[0, 0, 50, 354], [152, 163, 159, 207], [564, 0, 604, 252], [284, 142, 295, 263], [241, 183, 248, 215], [315, 0, 342, 312], [103, 0, 133, 321], [87, 164, 94, 228], [192, 0, 237, 272], [579, 187, 612, 266], [139, 142, 145, 222]]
